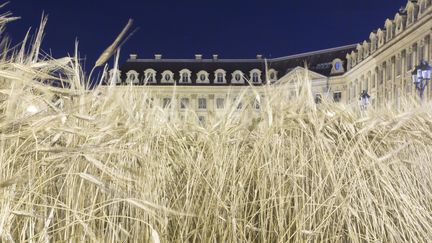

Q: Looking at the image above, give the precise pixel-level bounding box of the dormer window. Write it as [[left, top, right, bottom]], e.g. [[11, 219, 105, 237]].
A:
[[126, 70, 139, 84], [356, 45, 363, 62], [395, 14, 405, 34], [161, 70, 174, 83], [385, 19, 394, 41], [196, 71, 210, 83], [144, 69, 157, 83], [377, 29, 385, 47], [108, 69, 122, 84], [179, 69, 191, 83], [363, 41, 369, 58], [406, 2, 417, 26], [268, 69, 278, 82], [250, 69, 262, 83], [214, 69, 226, 84], [369, 32, 379, 53], [419, 0, 427, 15], [231, 70, 244, 84], [351, 52, 357, 66], [331, 58, 345, 74]]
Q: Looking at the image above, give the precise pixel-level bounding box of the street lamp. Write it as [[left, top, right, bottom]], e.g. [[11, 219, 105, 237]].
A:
[[411, 60, 432, 100], [359, 90, 370, 110]]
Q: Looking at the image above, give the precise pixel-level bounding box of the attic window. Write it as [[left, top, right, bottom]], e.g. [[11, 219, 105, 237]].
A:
[[252, 73, 259, 82], [144, 69, 157, 83], [161, 70, 174, 83], [268, 69, 278, 82], [217, 73, 224, 82], [250, 69, 262, 83], [179, 69, 191, 83], [196, 71, 209, 83], [214, 69, 226, 83]]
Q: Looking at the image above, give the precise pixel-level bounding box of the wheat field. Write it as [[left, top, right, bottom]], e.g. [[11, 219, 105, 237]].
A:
[[1, 11, 432, 243]]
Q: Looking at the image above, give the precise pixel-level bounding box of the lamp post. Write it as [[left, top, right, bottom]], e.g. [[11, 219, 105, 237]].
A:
[[359, 90, 370, 110], [411, 60, 432, 101]]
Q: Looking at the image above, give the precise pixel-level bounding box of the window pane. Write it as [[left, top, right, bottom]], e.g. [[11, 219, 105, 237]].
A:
[[252, 73, 259, 82], [198, 98, 207, 109], [253, 99, 260, 110], [180, 98, 189, 109], [198, 116, 205, 125], [216, 98, 225, 109], [163, 98, 171, 108], [217, 73, 224, 83], [315, 94, 322, 104], [333, 92, 342, 102]]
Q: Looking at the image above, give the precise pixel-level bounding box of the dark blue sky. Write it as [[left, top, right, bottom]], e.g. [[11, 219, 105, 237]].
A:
[[7, 0, 407, 70]]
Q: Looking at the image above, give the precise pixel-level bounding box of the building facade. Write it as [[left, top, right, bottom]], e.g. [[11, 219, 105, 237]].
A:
[[105, 0, 432, 116]]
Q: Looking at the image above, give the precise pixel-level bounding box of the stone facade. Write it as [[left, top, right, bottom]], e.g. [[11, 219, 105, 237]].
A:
[[105, 0, 432, 117]]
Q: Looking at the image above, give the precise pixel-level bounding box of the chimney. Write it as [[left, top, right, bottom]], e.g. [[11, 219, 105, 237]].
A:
[[155, 54, 162, 60], [129, 54, 138, 60], [213, 54, 218, 61], [256, 54, 263, 59], [195, 54, 203, 60]]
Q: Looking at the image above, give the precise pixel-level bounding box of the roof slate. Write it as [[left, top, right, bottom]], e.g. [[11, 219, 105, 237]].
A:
[[114, 44, 356, 86]]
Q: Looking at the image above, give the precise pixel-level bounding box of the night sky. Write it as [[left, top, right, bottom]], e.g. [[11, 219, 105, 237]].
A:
[[6, 0, 407, 71]]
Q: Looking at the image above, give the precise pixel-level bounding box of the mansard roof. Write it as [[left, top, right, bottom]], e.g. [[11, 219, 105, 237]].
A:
[[118, 44, 356, 85]]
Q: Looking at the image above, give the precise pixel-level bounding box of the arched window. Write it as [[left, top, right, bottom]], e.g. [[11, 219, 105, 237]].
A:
[[161, 70, 174, 83], [377, 29, 385, 47], [196, 71, 209, 83], [144, 69, 156, 83], [231, 70, 244, 83], [109, 69, 122, 84], [351, 51, 357, 67], [406, 2, 417, 25], [363, 41, 369, 58], [394, 13, 404, 35], [369, 32, 378, 53], [126, 70, 139, 84], [419, 0, 427, 15], [385, 19, 394, 41], [356, 44, 363, 62], [179, 69, 191, 83], [250, 69, 262, 83], [268, 69, 278, 82], [214, 69, 226, 84]]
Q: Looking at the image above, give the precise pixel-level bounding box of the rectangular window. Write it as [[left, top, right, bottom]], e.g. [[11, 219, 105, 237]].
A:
[[387, 62, 392, 80], [162, 98, 171, 109], [363, 79, 368, 91], [216, 98, 225, 109], [146, 97, 154, 108], [198, 116, 205, 125], [233, 98, 242, 110], [396, 57, 402, 76], [333, 91, 342, 102], [419, 45, 425, 62], [407, 51, 413, 70], [315, 94, 322, 104], [198, 98, 207, 109], [253, 99, 260, 110], [380, 69, 384, 84], [180, 98, 189, 109]]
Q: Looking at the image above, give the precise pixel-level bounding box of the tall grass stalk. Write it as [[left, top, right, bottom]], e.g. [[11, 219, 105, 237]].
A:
[[1, 12, 432, 243]]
